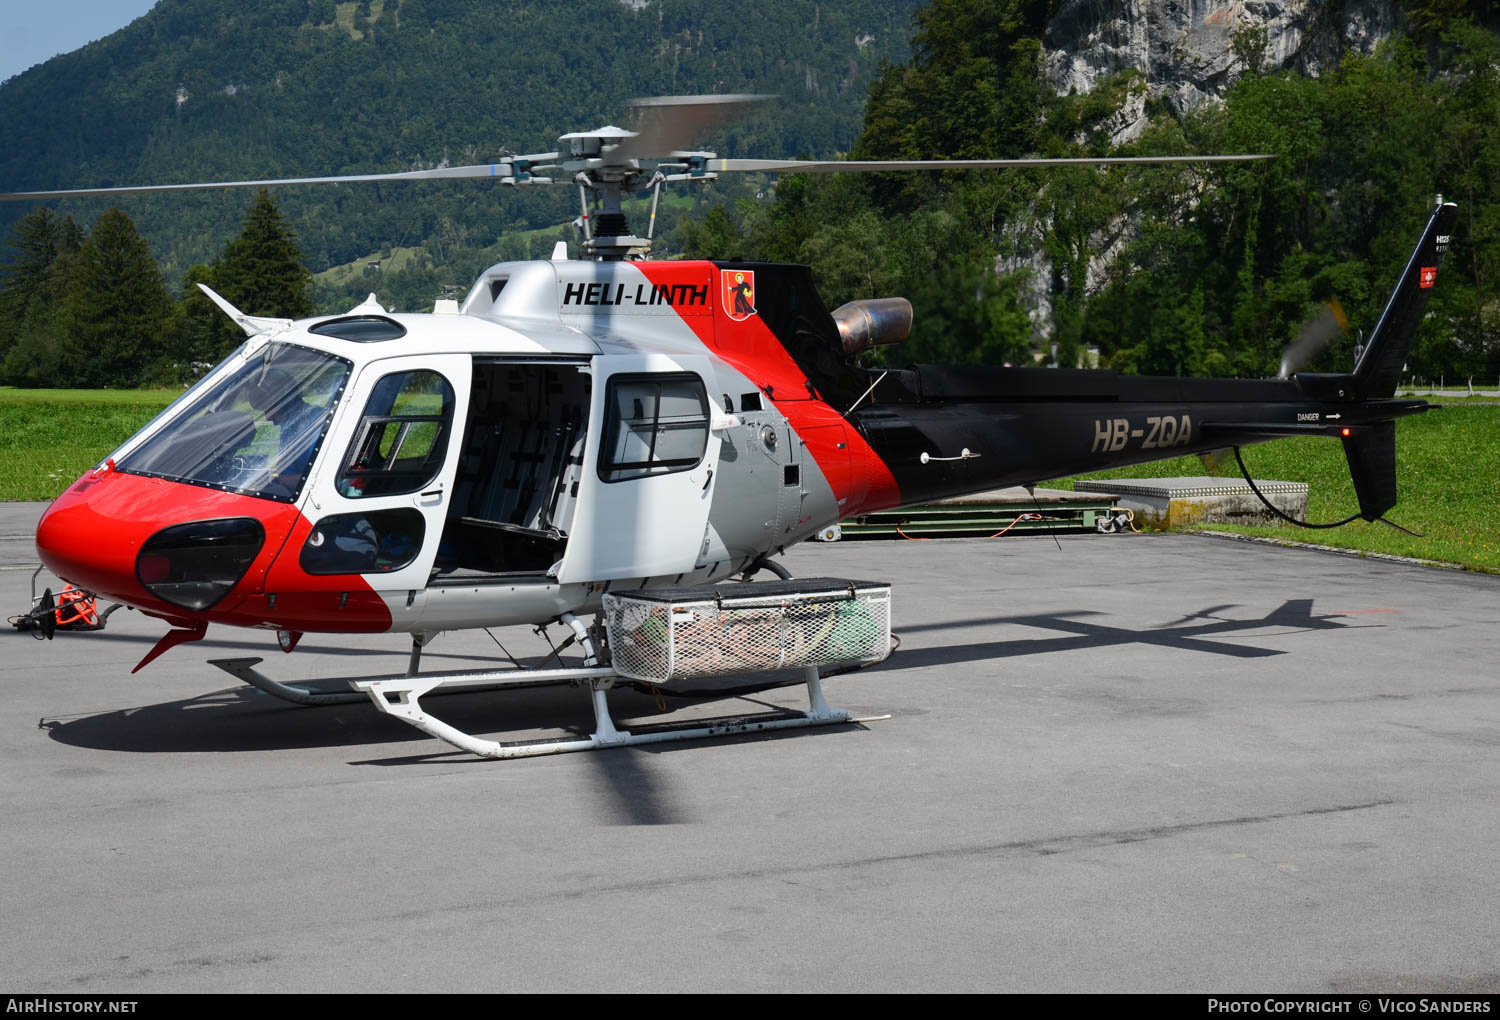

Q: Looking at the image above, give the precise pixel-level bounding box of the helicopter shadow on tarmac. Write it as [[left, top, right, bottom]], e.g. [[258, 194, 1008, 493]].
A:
[[33, 597, 1377, 825], [38, 643, 855, 746], [14, 625, 495, 663], [32, 598, 1380, 826], [867, 598, 1380, 670], [35, 598, 1374, 755], [35, 668, 849, 826]]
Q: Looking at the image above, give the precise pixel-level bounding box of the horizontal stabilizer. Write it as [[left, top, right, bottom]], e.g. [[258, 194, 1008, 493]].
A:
[[1201, 421, 1352, 439]]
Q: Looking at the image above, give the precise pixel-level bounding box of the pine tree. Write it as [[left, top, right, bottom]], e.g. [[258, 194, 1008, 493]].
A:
[[0, 207, 61, 317], [213, 190, 315, 324], [0, 208, 61, 372], [171, 191, 317, 375], [0, 207, 89, 384], [58, 209, 174, 388]]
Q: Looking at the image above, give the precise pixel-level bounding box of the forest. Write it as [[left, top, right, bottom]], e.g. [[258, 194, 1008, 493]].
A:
[[674, 0, 1500, 383], [0, 194, 313, 387], [0, 0, 1497, 387]]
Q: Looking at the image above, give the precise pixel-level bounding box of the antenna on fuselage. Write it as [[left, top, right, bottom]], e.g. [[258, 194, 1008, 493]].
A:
[[196, 284, 292, 337]]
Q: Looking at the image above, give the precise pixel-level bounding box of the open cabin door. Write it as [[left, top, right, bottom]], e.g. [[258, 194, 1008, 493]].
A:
[[559, 354, 721, 584], [432, 358, 592, 581]]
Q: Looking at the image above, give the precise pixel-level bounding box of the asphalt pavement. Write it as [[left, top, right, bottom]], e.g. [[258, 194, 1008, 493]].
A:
[[1, 501, 1497, 993]]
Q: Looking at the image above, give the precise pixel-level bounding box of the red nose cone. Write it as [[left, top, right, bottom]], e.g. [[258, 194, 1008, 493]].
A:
[[36, 475, 153, 603], [36, 470, 299, 616]]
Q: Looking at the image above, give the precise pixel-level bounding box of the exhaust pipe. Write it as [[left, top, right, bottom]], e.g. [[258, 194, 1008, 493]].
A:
[[832, 297, 913, 355]]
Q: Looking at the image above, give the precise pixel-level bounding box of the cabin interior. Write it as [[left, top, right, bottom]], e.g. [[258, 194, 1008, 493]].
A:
[[433, 360, 591, 581]]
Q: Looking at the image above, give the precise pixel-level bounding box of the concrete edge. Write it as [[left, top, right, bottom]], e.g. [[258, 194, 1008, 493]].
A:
[[1192, 528, 1497, 576]]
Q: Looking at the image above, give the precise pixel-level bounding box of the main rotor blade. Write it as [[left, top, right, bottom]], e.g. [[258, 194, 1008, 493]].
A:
[[614, 93, 774, 164], [713, 154, 1272, 172], [0, 163, 518, 202]]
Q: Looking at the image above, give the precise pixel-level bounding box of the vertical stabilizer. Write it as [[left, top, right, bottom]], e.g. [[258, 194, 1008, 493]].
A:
[[1354, 200, 1459, 398], [1342, 421, 1398, 521]]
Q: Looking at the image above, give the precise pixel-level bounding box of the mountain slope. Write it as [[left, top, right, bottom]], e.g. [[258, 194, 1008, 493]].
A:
[[0, 0, 921, 278]]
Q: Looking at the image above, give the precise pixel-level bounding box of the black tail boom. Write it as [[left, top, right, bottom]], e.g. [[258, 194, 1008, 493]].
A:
[[833, 200, 1455, 523]]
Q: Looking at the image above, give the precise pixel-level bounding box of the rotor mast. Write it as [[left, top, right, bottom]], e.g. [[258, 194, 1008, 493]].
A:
[[554, 127, 715, 260]]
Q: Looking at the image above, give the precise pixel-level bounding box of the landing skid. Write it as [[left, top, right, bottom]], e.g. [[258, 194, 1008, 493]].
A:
[[207, 573, 892, 760], [210, 657, 370, 706], [207, 629, 548, 708], [358, 663, 864, 760], [207, 619, 878, 761], [212, 655, 864, 760]]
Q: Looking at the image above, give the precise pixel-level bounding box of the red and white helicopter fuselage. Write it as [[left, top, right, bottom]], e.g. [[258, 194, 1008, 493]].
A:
[[36, 256, 899, 644]]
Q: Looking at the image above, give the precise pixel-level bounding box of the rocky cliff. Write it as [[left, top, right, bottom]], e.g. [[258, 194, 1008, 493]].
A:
[[1002, 1, 1411, 347], [1043, 0, 1406, 143]]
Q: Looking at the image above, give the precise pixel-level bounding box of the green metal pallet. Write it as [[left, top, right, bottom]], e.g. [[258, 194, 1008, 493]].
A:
[[836, 488, 1118, 539]]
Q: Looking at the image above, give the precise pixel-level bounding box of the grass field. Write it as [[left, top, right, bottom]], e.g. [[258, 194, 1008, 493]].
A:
[[0, 387, 182, 404], [2, 389, 1494, 573], [0, 390, 175, 501]]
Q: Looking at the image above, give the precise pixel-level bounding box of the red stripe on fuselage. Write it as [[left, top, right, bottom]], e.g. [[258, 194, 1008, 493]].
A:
[[634, 261, 902, 516], [255, 511, 395, 632], [36, 470, 393, 633]]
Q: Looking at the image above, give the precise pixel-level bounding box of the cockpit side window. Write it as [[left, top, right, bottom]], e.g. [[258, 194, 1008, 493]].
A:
[[599, 373, 709, 483], [337, 369, 455, 498]]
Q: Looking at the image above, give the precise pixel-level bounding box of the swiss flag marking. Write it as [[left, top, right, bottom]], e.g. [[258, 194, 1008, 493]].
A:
[[1419, 266, 1437, 289]]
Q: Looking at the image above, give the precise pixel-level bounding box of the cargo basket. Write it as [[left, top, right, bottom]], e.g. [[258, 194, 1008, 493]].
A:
[[603, 578, 892, 684]]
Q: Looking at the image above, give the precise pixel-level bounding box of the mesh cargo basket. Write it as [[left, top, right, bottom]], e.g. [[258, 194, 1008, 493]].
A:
[[603, 578, 892, 684]]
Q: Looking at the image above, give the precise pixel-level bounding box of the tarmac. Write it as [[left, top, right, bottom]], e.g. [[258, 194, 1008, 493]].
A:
[[1, 500, 1497, 993]]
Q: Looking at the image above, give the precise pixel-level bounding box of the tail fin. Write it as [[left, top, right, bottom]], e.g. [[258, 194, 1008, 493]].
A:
[[1273, 202, 1455, 521], [1341, 200, 1457, 519], [1353, 199, 1459, 398], [1342, 421, 1397, 521]]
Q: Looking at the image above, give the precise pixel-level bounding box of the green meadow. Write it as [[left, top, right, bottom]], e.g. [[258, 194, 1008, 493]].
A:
[[2, 388, 1494, 573], [0, 388, 177, 501]]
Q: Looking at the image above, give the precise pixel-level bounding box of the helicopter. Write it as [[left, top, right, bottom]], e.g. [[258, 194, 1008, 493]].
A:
[[1, 95, 1456, 760]]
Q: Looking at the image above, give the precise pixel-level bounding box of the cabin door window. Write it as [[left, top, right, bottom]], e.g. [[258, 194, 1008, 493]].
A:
[[558, 354, 722, 585]]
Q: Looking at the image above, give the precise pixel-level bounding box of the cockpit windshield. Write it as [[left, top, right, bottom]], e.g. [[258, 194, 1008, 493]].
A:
[[118, 344, 351, 502]]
